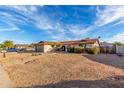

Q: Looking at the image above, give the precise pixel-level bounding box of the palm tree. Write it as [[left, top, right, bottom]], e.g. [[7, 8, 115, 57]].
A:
[[3, 40, 14, 49]]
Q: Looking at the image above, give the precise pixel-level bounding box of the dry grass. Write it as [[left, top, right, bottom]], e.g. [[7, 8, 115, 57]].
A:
[[0, 52, 124, 88]]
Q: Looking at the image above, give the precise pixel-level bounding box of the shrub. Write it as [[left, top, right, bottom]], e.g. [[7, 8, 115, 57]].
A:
[[79, 44, 85, 47], [51, 44, 55, 48], [74, 47, 84, 53], [56, 48, 60, 51], [56, 44, 61, 48], [86, 47, 99, 55], [67, 47, 74, 53]]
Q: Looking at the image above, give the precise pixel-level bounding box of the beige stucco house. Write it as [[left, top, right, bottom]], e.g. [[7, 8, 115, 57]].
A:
[[34, 38, 100, 53], [34, 41, 61, 53], [14, 44, 30, 49]]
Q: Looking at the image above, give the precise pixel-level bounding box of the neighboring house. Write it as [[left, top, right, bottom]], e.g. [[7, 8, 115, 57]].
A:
[[14, 44, 30, 49], [100, 42, 116, 53], [34, 38, 100, 53], [100, 42, 114, 47], [116, 45, 124, 56], [14, 44, 35, 52]]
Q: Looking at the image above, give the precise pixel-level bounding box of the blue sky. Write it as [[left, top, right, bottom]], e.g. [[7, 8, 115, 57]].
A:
[[0, 5, 124, 44]]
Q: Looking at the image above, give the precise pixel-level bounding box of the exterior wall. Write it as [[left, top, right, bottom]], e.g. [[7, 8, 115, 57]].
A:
[[66, 45, 74, 48], [35, 45, 44, 52], [116, 46, 124, 55], [65, 45, 68, 52], [93, 41, 100, 47], [100, 46, 116, 54], [86, 44, 92, 48], [100, 43, 116, 54], [84, 41, 100, 53], [35, 40, 100, 53], [86, 41, 99, 48], [73, 45, 80, 48], [67, 44, 81, 48], [15, 45, 29, 49], [35, 45, 53, 52], [66, 41, 100, 50], [43, 45, 53, 53]]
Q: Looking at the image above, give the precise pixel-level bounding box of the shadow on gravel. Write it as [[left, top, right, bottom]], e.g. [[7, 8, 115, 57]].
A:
[[83, 54, 124, 69], [27, 76, 124, 88]]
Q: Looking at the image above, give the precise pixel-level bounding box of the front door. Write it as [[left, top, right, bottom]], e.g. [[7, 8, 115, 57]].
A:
[[61, 46, 66, 51]]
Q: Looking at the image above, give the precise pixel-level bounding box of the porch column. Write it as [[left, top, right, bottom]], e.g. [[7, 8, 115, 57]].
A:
[[65, 45, 68, 52]]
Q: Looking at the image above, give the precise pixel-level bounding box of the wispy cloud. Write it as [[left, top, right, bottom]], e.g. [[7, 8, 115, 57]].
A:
[[0, 27, 19, 32], [0, 5, 96, 41], [4, 5, 56, 31], [1, 5, 124, 43], [95, 6, 124, 27], [108, 32, 124, 43], [0, 20, 20, 32]]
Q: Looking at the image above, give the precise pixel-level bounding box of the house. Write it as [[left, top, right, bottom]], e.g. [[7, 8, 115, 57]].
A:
[[14, 44, 30, 49], [34, 41, 61, 52], [14, 44, 35, 51], [60, 38, 100, 52], [100, 42, 116, 53], [100, 42, 114, 47], [34, 38, 100, 53], [116, 45, 124, 56]]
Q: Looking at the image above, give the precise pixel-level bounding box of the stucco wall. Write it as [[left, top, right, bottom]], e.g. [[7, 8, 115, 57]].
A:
[[35, 45, 53, 52], [43, 45, 53, 53], [35, 45, 44, 52], [86, 41, 99, 48]]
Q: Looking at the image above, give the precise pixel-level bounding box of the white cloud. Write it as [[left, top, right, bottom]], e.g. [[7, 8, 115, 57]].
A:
[[0, 23, 20, 32], [0, 11, 28, 25], [11, 39, 32, 44], [1, 5, 124, 42], [6, 5, 38, 14], [67, 25, 84, 35], [36, 17, 54, 30], [51, 35, 71, 41], [68, 24, 95, 35], [0, 27, 19, 32], [4, 6, 55, 31], [0, 5, 94, 40], [95, 6, 124, 27], [112, 20, 124, 26], [108, 32, 124, 43]]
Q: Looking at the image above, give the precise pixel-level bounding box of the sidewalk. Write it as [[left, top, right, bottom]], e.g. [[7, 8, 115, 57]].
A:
[[0, 65, 11, 88]]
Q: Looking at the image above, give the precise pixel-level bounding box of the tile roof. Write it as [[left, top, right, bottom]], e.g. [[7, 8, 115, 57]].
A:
[[34, 38, 99, 45]]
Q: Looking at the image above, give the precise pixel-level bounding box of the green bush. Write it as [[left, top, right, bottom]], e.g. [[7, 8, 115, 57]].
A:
[[67, 47, 74, 53], [56, 44, 61, 48], [51, 44, 55, 48], [86, 47, 99, 55], [74, 47, 84, 53]]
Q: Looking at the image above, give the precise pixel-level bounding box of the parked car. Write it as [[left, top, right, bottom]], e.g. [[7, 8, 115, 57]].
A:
[[7, 48, 17, 52], [16, 48, 26, 53]]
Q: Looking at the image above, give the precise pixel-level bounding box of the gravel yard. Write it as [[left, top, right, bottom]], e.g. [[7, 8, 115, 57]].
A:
[[0, 52, 124, 88]]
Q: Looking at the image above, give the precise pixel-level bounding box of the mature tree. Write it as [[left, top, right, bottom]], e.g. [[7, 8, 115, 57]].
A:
[[3, 40, 14, 49], [113, 41, 123, 46], [0, 43, 4, 48]]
